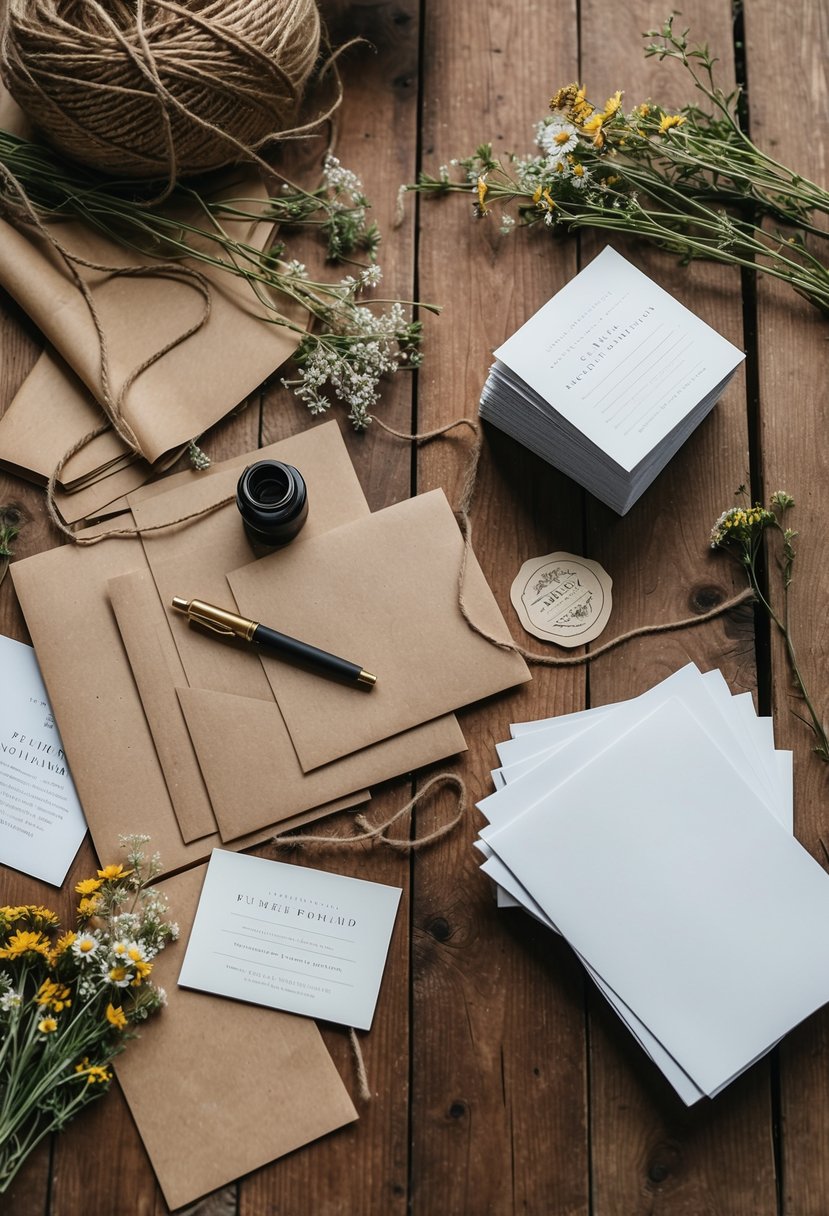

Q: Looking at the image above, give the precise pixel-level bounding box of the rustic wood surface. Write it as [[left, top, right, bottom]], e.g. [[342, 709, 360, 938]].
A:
[[1, 0, 827, 1212]]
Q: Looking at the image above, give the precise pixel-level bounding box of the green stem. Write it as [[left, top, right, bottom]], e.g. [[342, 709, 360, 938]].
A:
[[745, 566, 829, 760]]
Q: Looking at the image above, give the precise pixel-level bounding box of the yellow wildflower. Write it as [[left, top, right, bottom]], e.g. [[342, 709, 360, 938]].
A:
[[532, 184, 543, 203], [0, 929, 51, 959], [602, 91, 623, 118], [571, 85, 594, 123], [53, 931, 77, 957], [77, 895, 100, 918], [36, 979, 72, 1012], [131, 959, 153, 985], [659, 113, 686, 134], [75, 877, 103, 896], [572, 163, 585, 178], [105, 1002, 128, 1029], [96, 863, 132, 881], [582, 112, 605, 147], [37, 1016, 58, 1034], [550, 83, 579, 112], [549, 83, 594, 125], [21, 906, 59, 929], [106, 965, 130, 986], [476, 176, 488, 212], [75, 1057, 111, 1085], [542, 189, 555, 210]]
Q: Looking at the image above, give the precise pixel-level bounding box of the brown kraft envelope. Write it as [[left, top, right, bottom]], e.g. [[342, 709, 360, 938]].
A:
[[228, 488, 531, 772], [109, 564, 463, 843], [108, 568, 369, 843], [108, 422, 465, 841], [130, 422, 371, 699], [114, 863, 357, 1211], [11, 528, 363, 874], [9, 425, 370, 872]]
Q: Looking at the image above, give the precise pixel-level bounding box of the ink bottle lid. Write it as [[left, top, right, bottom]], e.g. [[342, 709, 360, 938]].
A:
[[236, 460, 308, 552]]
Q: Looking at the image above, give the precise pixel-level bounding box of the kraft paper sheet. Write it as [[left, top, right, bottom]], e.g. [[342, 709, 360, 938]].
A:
[[114, 864, 357, 1210]]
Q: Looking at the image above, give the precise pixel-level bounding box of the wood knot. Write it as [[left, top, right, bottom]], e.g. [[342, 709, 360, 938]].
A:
[[428, 916, 451, 942], [646, 1141, 681, 1186], [689, 584, 724, 613], [448, 1101, 467, 1119]]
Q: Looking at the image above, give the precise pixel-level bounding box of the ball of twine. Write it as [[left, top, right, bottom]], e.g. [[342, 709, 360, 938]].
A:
[[0, 0, 323, 181]]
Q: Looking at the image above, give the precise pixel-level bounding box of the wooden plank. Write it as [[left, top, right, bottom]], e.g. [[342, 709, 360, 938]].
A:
[[580, 2, 778, 1212], [240, 2, 420, 1213], [413, 3, 590, 1213], [743, 1, 829, 1213]]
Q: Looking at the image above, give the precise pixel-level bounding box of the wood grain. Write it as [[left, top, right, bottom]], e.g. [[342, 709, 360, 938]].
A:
[[1, 0, 827, 1210], [745, 2, 829, 1213], [413, 3, 589, 1214]]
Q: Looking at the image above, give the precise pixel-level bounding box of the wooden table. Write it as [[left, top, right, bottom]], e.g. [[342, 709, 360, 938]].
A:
[[2, 1, 827, 1212]]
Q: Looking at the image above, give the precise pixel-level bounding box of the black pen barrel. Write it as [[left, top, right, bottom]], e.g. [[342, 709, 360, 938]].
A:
[[251, 623, 365, 684]]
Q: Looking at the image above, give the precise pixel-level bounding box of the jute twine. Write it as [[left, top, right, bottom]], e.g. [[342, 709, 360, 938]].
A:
[[0, 0, 325, 183]]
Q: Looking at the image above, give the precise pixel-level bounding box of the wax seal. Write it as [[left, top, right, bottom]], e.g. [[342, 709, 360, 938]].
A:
[[236, 460, 308, 553], [510, 551, 613, 647]]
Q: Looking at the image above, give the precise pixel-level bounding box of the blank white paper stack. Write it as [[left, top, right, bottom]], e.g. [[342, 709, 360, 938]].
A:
[[479, 247, 745, 514], [474, 665, 829, 1104]]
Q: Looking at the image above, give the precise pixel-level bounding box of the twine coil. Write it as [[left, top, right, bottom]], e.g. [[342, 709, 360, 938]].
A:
[[0, 0, 323, 181]]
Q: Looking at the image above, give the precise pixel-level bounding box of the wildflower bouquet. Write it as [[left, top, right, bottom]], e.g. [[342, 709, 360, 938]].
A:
[[710, 490, 829, 762], [0, 837, 177, 1193], [0, 138, 431, 430], [409, 17, 829, 313]]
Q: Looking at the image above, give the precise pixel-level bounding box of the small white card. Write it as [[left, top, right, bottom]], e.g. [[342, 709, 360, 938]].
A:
[[178, 849, 402, 1030], [493, 246, 744, 474], [0, 634, 87, 885]]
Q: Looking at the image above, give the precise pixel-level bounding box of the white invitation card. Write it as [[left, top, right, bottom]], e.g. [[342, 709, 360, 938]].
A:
[[178, 849, 402, 1030], [484, 695, 829, 1097], [0, 633, 86, 885], [493, 246, 744, 474]]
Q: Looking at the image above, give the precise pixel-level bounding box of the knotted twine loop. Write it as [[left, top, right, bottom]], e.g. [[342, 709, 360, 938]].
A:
[[270, 772, 469, 854]]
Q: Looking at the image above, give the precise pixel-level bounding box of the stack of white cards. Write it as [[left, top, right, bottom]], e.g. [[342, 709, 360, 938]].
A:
[[479, 247, 744, 514], [475, 665, 829, 1104]]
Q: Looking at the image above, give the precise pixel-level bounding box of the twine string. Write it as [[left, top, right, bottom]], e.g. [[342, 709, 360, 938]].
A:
[[373, 414, 757, 668], [0, 0, 329, 184]]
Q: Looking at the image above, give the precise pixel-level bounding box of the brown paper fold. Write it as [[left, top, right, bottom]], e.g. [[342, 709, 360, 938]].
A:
[[9, 424, 375, 872], [228, 489, 531, 772], [0, 90, 303, 518], [114, 864, 358, 1210]]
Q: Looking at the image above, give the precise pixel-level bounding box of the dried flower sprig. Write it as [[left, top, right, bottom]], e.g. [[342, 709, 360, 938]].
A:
[[0, 139, 434, 430], [0, 506, 21, 591], [710, 490, 829, 761], [0, 836, 177, 1193], [407, 17, 829, 313]]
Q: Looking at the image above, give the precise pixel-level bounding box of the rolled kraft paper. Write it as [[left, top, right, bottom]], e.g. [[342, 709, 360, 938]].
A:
[[0, 0, 322, 178]]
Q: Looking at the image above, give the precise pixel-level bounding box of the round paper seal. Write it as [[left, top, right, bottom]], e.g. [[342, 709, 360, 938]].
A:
[[510, 551, 613, 647]]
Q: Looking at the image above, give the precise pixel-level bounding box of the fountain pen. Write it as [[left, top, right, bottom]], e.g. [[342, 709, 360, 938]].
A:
[[171, 597, 377, 689]]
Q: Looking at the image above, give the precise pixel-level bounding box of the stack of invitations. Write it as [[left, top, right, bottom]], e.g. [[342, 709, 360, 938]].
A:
[[479, 247, 744, 514], [475, 665, 829, 1104]]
